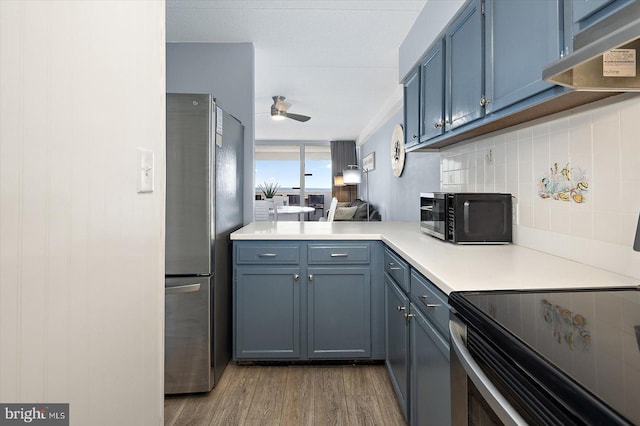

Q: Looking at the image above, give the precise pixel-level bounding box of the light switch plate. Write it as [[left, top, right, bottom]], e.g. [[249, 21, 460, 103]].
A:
[[633, 212, 640, 252], [138, 148, 154, 193]]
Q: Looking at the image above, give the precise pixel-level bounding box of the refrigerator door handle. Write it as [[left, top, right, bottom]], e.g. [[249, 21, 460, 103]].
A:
[[165, 283, 201, 295]]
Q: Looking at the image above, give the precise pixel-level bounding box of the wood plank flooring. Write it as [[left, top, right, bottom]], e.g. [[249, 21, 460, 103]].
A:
[[165, 363, 407, 426]]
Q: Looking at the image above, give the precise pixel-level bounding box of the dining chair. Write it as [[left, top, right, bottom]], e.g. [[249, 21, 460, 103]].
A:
[[326, 197, 338, 222]]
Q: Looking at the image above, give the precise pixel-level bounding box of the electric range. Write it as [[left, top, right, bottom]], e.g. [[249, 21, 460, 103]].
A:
[[449, 286, 640, 425]]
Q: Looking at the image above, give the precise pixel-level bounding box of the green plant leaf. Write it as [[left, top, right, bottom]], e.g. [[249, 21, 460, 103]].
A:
[[258, 181, 281, 198]]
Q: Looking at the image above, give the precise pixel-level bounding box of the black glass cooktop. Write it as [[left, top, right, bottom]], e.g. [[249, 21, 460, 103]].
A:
[[450, 287, 640, 424]]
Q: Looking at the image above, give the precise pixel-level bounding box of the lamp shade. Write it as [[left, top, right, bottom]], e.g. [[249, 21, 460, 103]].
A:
[[333, 175, 345, 186], [343, 165, 361, 184]]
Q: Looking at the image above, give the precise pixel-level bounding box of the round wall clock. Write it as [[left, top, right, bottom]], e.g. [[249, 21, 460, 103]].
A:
[[391, 123, 406, 177]]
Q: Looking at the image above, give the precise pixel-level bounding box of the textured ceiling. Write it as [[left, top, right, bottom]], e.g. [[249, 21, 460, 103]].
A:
[[166, 1, 425, 142]]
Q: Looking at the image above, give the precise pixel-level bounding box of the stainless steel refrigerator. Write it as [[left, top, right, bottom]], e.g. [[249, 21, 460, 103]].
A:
[[165, 93, 244, 394]]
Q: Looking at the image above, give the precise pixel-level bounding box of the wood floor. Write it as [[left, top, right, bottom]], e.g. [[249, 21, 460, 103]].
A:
[[164, 362, 407, 426]]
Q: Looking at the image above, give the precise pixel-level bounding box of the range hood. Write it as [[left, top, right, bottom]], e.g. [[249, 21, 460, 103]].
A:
[[543, 1, 640, 91]]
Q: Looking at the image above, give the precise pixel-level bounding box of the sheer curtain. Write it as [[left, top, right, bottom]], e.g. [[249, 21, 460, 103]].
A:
[[330, 140, 357, 202]]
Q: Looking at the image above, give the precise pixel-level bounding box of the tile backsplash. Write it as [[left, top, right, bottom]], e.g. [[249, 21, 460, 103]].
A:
[[440, 94, 640, 279]]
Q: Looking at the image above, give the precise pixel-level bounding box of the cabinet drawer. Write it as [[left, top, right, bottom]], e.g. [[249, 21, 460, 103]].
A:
[[308, 244, 370, 264], [235, 244, 300, 264], [384, 248, 410, 293], [410, 270, 449, 338]]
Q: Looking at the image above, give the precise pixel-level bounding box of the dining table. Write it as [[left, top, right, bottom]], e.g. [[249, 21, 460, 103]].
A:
[[276, 206, 315, 221]]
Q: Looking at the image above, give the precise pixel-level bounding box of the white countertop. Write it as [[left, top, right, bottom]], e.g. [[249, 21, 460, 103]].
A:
[[231, 221, 638, 295]]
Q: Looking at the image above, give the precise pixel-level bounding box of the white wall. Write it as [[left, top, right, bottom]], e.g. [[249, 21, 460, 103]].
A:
[[0, 1, 165, 424], [166, 43, 255, 224], [440, 94, 640, 279]]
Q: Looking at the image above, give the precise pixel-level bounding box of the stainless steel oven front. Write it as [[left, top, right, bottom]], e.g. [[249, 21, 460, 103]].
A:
[[449, 315, 529, 426]]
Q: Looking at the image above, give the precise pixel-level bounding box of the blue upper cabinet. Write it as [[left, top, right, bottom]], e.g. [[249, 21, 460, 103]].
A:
[[402, 0, 622, 152], [571, 0, 632, 32], [420, 38, 446, 142], [484, 0, 562, 114], [573, 0, 616, 22], [403, 67, 420, 148], [446, 0, 484, 132]]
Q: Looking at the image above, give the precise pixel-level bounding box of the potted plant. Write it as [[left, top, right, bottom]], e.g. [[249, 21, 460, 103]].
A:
[[258, 181, 281, 199]]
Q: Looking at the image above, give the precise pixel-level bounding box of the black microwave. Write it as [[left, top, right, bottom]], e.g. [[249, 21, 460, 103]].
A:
[[420, 193, 512, 244]]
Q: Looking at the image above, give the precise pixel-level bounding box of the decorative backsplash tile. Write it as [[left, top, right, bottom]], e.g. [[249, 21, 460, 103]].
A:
[[440, 94, 640, 251], [538, 162, 589, 203], [437, 95, 640, 278]]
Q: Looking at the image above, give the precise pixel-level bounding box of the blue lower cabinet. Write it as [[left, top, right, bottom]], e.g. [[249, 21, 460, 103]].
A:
[[233, 240, 381, 361], [234, 266, 301, 359], [385, 276, 410, 420], [410, 304, 451, 426], [307, 267, 371, 358], [384, 246, 452, 425]]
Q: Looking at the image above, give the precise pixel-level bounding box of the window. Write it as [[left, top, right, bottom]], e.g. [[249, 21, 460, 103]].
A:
[[255, 143, 331, 220]]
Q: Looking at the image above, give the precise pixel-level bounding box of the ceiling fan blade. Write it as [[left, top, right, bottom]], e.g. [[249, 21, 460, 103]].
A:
[[285, 112, 311, 122]]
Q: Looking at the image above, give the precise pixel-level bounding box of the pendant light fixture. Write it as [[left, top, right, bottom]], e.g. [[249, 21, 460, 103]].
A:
[[342, 164, 370, 221], [342, 164, 362, 185]]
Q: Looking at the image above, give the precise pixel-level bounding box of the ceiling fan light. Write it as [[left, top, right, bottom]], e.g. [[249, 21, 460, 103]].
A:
[[271, 110, 286, 121]]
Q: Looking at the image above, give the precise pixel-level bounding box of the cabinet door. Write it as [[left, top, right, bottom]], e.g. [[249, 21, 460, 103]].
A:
[[572, 0, 632, 33], [446, 0, 484, 131], [411, 306, 451, 426], [485, 0, 561, 114], [385, 277, 410, 420], [404, 67, 420, 147], [235, 266, 301, 359], [573, 0, 617, 23], [420, 39, 446, 142], [307, 267, 371, 358]]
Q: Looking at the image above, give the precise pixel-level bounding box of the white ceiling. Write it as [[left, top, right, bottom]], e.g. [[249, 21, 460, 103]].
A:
[[166, 0, 426, 142]]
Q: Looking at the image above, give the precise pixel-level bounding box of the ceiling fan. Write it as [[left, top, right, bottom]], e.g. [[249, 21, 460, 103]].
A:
[[270, 96, 311, 122]]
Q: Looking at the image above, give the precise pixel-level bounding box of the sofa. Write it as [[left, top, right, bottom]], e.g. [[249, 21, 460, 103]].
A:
[[333, 199, 381, 221]]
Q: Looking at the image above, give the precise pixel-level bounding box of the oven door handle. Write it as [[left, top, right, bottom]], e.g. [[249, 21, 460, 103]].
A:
[[449, 320, 527, 426]]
